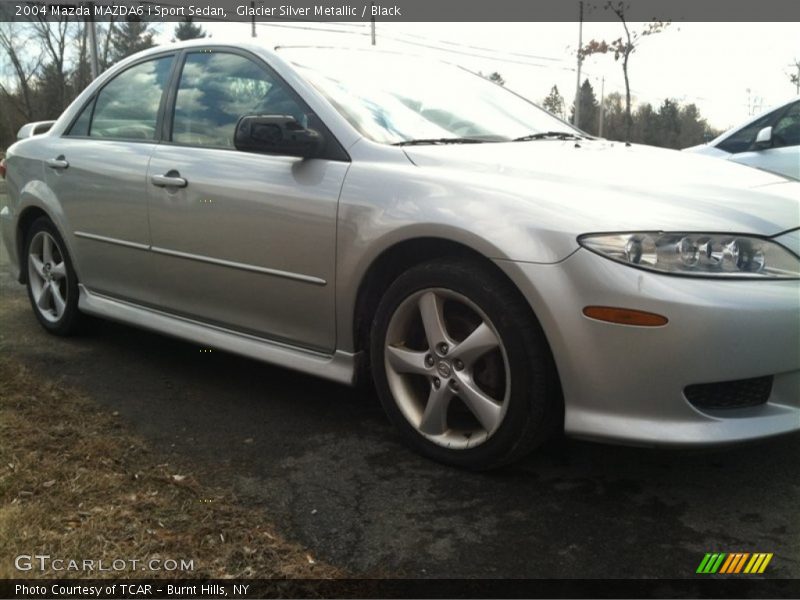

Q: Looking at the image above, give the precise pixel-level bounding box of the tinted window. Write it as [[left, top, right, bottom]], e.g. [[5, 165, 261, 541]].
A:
[[172, 52, 307, 148], [772, 101, 800, 147], [67, 98, 94, 136], [89, 56, 174, 140], [716, 108, 783, 154]]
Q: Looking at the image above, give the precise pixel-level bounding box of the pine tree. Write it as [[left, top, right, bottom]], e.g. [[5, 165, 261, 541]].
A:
[[570, 79, 599, 135], [173, 19, 206, 41], [541, 85, 565, 119], [480, 71, 505, 86], [110, 20, 156, 63]]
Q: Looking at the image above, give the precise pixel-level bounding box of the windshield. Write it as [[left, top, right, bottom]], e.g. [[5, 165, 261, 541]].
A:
[[279, 48, 579, 144]]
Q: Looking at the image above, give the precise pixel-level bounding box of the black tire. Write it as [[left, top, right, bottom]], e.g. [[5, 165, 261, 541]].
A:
[[370, 258, 561, 470], [23, 217, 83, 336]]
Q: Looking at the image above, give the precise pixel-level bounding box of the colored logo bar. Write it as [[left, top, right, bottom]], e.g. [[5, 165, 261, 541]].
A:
[[696, 553, 773, 574]]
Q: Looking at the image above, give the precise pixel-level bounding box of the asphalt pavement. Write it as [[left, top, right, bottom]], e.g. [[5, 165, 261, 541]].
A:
[[1, 210, 798, 579]]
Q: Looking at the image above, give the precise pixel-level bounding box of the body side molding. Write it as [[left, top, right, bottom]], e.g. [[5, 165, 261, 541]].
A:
[[77, 285, 356, 385]]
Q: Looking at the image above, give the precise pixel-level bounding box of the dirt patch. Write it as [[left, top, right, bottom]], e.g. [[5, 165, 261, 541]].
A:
[[0, 356, 340, 581]]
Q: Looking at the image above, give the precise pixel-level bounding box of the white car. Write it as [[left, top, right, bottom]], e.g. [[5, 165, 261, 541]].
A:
[[685, 97, 800, 180]]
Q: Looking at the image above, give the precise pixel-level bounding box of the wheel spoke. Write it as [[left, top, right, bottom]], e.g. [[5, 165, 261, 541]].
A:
[[36, 281, 52, 311], [386, 345, 430, 376], [457, 376, 503, 433], [50, 261, 66, 280], [419, 384, 453, 436], [418, 291, 450, 350], [51, 284, 66, 317], [29, 253, 46, 279], [42, 234, 54, 264], [451, 322, 500, 368]]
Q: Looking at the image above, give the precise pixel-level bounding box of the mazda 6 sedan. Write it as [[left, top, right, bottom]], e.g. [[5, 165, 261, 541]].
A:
[[2, 42, 799, 469]]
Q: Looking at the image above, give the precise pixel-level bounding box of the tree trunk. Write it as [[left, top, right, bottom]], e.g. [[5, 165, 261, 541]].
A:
[[2, 42, 35, 120], [623, 54, 631, 142]]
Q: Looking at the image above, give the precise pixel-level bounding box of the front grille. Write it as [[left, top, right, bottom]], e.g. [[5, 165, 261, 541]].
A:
[[685, 376, 773, 410]]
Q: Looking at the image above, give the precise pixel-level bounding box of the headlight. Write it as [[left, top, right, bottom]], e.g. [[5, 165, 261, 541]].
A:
[[579, 232, 800, 279]]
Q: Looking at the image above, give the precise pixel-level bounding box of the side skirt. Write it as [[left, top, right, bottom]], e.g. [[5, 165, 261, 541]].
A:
[[77, 284, 357, 386]]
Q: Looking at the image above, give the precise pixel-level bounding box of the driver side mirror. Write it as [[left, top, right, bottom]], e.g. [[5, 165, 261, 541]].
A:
[[754, 126, 772, 148], [234, 115, 323, 158]]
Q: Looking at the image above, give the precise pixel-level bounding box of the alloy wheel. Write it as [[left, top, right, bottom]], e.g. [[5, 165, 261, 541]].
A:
[[27, 230, 69, 323], [383, 288, 511, 449]]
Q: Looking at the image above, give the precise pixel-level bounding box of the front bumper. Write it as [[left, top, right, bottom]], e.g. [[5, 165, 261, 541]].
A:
[[496, 249, 800, 446]]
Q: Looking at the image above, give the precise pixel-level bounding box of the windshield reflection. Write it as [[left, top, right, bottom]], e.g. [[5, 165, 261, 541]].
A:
[[283, 49, 579, 145]]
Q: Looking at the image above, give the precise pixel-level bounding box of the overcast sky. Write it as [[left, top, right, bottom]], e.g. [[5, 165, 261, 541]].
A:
[[188, 21, 799, 131]]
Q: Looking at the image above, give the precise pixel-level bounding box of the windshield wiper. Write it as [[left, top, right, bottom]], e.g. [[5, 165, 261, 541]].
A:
[[392, 137, 490, 146], [513, 131, 585, 142]]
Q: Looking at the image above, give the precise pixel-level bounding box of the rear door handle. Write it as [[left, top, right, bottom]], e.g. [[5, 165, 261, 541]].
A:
[[46, 157, 69, 170], [151, 173, 188, 188]]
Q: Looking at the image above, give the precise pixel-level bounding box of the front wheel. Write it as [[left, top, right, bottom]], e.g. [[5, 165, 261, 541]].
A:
[[24, 217, 83, 335], [370, 259, 561, 469]]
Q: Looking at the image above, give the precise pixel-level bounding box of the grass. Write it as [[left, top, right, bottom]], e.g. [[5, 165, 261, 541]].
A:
[[0, 355, 340, 581]]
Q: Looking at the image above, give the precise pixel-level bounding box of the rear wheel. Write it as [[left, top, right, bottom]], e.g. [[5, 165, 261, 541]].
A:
[[370, 258, 560, 469], [24, 218, 83, 335]]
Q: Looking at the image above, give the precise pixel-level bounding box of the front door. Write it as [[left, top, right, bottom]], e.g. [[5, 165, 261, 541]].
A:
[[147, 50, 349, 352]]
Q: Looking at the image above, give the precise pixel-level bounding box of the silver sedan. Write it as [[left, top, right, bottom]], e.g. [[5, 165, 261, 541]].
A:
[[2, 42, 799, 469]]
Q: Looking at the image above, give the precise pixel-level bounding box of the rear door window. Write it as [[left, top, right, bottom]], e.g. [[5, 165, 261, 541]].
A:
[[78, 56, 174, 140]]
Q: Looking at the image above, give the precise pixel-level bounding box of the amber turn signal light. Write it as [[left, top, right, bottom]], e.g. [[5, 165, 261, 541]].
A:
[[582, 306, 668, 327]]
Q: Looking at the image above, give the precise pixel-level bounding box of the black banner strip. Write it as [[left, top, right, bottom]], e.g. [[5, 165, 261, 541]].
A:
[[2, 0, 800, 22], [2, 578, 800, 599]]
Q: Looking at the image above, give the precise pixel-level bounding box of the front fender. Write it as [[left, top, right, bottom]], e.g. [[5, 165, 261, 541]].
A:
[[333, 160, 579, 352]]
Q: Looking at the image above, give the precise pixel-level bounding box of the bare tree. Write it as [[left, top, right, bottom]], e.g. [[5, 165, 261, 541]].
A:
[[0, 22, 42, 121], [98, 19, 117, 71], [579, 2, 669, 141], [31, 18, 76, 113], [73, 21, 91, 92]]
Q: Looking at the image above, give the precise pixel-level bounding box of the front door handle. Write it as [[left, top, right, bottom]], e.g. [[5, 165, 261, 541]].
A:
[[46, 156, 69, 170], [151, 173, 188, 188]]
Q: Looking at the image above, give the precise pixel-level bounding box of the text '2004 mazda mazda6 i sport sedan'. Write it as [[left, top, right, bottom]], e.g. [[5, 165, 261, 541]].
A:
[[2, 42, 799, 469]]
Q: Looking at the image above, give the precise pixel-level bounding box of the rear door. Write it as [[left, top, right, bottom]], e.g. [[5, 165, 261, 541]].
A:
[[146, 49, 349, 352], [44, 53, 176, 304]]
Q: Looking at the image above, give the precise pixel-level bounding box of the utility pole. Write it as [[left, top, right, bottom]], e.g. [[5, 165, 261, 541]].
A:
[[251, 1, 256, 37], [598, 76, 605, 137], [86, 2, 99, 79], [573, 1, 583, 127], [370, 2, 376, 45]]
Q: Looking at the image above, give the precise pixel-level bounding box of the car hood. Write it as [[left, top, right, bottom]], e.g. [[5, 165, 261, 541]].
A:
[[403, 140, 800, 237]]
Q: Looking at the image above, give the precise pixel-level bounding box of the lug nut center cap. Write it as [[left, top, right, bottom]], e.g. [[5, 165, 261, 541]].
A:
[[437, 361, 452, 379]]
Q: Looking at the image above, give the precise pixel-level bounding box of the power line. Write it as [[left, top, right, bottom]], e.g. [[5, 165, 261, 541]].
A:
[[255, 21, 577, 71], [285, 20, 569, 64], [375, 27, 567, 63]]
